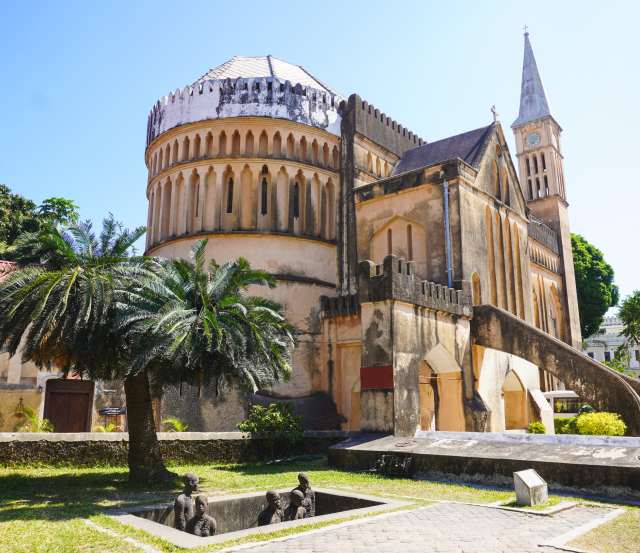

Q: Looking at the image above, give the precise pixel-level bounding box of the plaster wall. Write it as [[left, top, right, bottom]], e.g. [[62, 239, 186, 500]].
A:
[[473, 345, 552, 432]]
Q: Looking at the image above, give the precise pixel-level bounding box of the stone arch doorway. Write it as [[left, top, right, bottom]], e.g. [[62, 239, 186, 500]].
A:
[[502, 370, 527, 430], [418, 362, 439, 431]]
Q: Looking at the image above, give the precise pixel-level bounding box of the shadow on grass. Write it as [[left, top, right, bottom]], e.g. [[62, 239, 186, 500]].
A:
[[0, 468, 182, 523]]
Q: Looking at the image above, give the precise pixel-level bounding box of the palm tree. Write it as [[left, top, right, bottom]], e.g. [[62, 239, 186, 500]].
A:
[[0, 216, 172, 481], [620, 291, 640, 349], [119, 239, 295, 417]]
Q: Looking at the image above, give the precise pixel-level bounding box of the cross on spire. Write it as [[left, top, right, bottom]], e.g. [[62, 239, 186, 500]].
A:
[[491, 105, 498, 122], [523, 24, 529, 35]]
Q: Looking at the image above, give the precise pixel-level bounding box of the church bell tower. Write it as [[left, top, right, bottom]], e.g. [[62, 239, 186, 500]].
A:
[[512, 30, 582, 348]]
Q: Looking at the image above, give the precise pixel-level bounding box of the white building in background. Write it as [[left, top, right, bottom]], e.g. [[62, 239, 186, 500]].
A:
[[583, 316, 640, 378]]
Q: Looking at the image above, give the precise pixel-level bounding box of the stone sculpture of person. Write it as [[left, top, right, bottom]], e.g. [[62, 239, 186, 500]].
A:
[[258, 490, 284, 526], [293, 472, 315, 517], [174, 472, 199, 531], [285, 489, 307, 521], [185, 495, 217, 537]]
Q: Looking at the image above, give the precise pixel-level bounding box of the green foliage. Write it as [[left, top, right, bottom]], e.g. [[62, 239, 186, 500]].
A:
[[575, 412, 627, 436], [37, 197, 79, 226], [578, 403, 595, 414], [0, 215, 146, 378], [238, 403, 303, 457], [554, 416, 578, 434], [13, 405, 54, 432], [619, 290, 640, 348], [0, 184, 38, 246], [571, 233, 619, 338], [0, 184, 80, 252], [94, 422, 118, 432], [238, 403, 303, 435], [554, 412, 626, 436], [120, 239, 295, 395], [602, 349, 630, 373], [162, 418, 189, 432], [527, 421, 546, 434]]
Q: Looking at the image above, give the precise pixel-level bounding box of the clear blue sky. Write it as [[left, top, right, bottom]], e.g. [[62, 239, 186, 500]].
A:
[[1, 1, 638, 300]]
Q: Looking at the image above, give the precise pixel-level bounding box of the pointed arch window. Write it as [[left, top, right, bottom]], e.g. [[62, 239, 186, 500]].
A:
[[541, 152, 547, 171], [544, 175, 549, 196], [406, 224, 413, 260], [526, 157, 531, 177], [261, 178, 268, 215], [536, 177, 541, 198], [533, 155, 539, 173], [387, 228, 393, 255], [226, 178, 234, 213], [293, 182, 300, 218], [528, 179, 533, 200]]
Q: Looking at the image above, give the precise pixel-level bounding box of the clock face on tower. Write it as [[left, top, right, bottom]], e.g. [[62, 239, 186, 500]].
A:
[[526, 132, 541, 147]]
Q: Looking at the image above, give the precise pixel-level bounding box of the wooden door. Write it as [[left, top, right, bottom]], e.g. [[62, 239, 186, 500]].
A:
[[44, 379, 94, 432]]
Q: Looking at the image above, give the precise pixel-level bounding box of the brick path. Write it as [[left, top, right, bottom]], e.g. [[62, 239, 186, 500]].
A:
[[229, 502, 610, 553]]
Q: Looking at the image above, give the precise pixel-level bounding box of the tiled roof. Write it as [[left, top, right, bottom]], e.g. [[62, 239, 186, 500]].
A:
[[194, 55, 338, 95], [392, 124, 494, 175]]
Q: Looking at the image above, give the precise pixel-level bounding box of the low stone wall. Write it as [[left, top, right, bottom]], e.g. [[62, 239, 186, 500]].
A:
[[0, 431, 350, 467]]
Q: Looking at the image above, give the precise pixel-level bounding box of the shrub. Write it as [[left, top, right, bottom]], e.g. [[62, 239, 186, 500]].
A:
[[162, 417, 189, 432], [13, 406, 54, 432], [554, 417, 578, 434], [238, 403, 303, 458], [575, 412, 627, 436], [578, 404, 595, 415], [527, 421, 546, 434]]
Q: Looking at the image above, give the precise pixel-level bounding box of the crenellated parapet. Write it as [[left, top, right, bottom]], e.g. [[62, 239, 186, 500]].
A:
[[147, 78, 342, 147], [338, 94, 425, 156], [357, 255, 472, 317], [320, 293, 360, 318]]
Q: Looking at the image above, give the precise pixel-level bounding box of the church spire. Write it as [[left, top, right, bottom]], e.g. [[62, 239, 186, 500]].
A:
[[512, 30, 551, 128]]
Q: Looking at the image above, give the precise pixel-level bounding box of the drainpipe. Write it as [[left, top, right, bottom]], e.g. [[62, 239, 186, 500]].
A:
[[443, 178, 453, 288]]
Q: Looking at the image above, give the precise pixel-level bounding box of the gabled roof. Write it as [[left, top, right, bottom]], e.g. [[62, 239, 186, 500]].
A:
[[194, 55, 339, 96], [392, 124, 494, 175], [512, 33, 552, 128]]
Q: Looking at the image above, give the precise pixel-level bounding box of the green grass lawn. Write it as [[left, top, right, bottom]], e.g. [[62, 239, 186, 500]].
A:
[[0, 456, 634, 552]]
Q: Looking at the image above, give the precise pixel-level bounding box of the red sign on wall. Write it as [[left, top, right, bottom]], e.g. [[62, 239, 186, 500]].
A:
[[360, 365, 394, 390]]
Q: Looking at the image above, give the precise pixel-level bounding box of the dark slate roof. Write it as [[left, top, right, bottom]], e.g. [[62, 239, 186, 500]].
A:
[[512, 33, 551, 128], [392, 124, 494, 175]]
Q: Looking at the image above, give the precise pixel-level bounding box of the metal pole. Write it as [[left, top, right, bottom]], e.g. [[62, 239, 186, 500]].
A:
[[443, 179, 453, 288]]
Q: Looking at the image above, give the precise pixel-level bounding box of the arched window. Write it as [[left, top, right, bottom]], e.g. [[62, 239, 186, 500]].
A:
[[272, 132, 282, 156], [226, 178, 234, 213], [387, 228, 392, 255], [367, 153, 373, 173], [528, 179, 533, 200], [533, 155, 539, 173], [322, 143, 329, 166], [231, 131, 241, 155], [205, 132, 213, 156], [541, 152, 546, 170], [182, 136, 190, 161], [376, 158, 381, 177], [406, 224, 413, 260], [245, 131, 254, 155], [492, 160, 502, 199], [258, 131, 268, 155], [193, 134, 201, 158], [261, 178, 268, 215], [293, 182, 300, 218], [172, 140, 179, 163], [164, 144, 170, 168], [219, 131, 227, 156], [544, 175, 549, 196], [536, 177, 541, 198], [332, 146, 339, 169], [526, 157, 531, 177]]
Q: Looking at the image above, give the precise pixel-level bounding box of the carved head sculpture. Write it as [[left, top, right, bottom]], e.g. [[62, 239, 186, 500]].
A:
[[183, 473, 199, 495], [298, 472, 310, 490], [266, 490, 282, 510], [290, 489, 304, 506], [194, 495, 208, 518]]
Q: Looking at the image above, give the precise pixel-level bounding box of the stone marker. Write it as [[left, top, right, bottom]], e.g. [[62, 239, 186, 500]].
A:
[[514, 469, 548, 506]]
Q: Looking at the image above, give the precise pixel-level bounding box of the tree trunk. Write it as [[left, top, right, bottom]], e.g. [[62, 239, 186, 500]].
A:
[[124, 371, 173, 482]]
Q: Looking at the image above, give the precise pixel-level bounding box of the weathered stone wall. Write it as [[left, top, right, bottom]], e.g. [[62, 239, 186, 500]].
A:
[[472, 304, 640, 434], [0, 431, 349, 467]]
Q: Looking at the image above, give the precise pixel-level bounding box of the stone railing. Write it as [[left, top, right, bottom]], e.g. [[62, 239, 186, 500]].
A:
[[528, 219, 559, 254], [357, 255, 473, 317]]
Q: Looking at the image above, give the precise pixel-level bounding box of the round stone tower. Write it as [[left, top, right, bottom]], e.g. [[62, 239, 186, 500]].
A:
[[144, 56, 342, 420]]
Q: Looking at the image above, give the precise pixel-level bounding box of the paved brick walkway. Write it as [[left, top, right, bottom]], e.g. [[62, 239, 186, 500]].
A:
[[230, 502, 610, 553]]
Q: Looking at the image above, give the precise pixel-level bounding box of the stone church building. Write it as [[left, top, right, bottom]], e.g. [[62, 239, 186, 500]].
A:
[[142, 32, 607, 435]]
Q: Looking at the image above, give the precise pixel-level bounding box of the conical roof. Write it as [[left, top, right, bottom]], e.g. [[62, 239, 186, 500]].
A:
[[194, 55, 339, 96], [512, 33, 551, 128]]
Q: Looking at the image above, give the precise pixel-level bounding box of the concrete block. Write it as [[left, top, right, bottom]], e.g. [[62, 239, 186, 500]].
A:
[[514, 469, 548, 506]]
